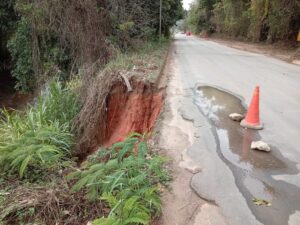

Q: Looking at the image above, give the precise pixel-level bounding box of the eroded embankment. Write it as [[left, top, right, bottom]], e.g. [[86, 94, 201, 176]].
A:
[[103, 80, 164, 146], [75, 77, 165, 161]]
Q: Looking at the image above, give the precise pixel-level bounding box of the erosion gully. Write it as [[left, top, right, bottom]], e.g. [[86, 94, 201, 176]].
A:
[[102, 80, 164, 146], [194, 85, 300, 225]]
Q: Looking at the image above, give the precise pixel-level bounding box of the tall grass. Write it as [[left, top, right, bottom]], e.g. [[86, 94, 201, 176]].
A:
[[0, 80, 81, 178]]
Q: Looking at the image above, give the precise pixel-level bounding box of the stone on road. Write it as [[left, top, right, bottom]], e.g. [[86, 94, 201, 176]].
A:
[[251, 141, 271, 152], [229, 113, 244, 122]]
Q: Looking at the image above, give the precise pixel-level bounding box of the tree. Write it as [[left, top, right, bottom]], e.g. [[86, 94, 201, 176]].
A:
[[187, 0, 300, 43]]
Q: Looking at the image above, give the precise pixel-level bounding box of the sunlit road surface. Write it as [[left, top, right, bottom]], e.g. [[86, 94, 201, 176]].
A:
[[172, 34, 300, 225]]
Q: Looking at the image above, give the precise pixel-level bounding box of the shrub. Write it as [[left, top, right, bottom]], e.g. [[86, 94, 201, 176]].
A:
[[69, 133, 170, 225], [0, 80, 80, 178], [7, 17, 34, 92]]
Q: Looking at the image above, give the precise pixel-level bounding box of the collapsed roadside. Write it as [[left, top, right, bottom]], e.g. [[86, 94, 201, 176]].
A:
[[0, 40, 172, 225]]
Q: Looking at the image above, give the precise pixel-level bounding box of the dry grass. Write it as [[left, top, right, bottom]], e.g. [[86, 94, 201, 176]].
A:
[[73, 69, 121, 159], [0, 181, 106, 225]]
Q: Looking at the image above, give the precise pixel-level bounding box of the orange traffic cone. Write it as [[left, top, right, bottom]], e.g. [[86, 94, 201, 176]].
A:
[[240, 86, 263, 130]]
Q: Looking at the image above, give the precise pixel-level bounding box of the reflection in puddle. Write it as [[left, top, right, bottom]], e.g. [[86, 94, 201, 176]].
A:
[[195, 86, 285, 171], [194, 86, 300, 225]]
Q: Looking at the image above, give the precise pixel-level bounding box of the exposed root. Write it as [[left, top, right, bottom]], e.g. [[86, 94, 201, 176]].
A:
[[73, 71, 164, 160], [73, 69, 121, 159]]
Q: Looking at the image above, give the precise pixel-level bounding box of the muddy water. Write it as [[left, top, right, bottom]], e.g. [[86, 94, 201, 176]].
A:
[[0, 72, 30, 110], [194, 86, 300, 225]]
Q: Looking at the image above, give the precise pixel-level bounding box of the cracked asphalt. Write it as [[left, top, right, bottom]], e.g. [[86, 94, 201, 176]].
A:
[[172, 34, 300, 225]]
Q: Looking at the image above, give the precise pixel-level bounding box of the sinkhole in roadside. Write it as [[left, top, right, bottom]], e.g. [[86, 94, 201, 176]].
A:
[[103, 80, 164, 147], [194, 85, 300, 225]]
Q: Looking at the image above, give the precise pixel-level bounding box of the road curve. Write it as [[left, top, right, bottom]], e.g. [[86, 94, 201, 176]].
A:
[[172, 34, 300, 225]]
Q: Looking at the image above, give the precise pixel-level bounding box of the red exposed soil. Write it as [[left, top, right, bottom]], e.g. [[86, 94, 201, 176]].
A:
[[103, 80, 164, 146]]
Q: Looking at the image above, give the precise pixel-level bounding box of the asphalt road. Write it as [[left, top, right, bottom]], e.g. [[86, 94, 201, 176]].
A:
[[172, 34, 300, 225]]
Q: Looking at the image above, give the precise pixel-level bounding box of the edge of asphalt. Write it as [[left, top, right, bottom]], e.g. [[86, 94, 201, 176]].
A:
[[153, 42, 230, 225]]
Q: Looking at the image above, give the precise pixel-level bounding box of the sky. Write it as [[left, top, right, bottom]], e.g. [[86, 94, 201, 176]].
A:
[[182, 0, 194, 10]]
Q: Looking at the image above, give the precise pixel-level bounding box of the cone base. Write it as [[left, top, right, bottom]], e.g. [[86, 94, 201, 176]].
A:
[[240, 119, 263, 130]]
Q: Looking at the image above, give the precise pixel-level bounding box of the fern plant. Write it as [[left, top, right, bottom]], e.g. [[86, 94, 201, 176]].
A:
[[69, 133, 170, 224]]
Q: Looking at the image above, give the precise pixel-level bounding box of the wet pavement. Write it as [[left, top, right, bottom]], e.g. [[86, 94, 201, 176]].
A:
[[194, 86, 300, 225], [172, 34, 300, 225]]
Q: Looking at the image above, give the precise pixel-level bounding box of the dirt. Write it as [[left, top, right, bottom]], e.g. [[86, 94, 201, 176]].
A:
[[206, 35, 300, 65], [103, 80, 164, 146], [153, 47, 228, 225]]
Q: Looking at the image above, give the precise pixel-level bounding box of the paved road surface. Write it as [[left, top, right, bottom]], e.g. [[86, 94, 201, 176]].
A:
[[172, 34, 300, 225]]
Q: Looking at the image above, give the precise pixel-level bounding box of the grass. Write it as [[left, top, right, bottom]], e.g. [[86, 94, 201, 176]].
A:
[[103, 39, 170, 82], [0, 80, 80, 178], [0, 39, 170, 224], [0, 134, 170, 225]]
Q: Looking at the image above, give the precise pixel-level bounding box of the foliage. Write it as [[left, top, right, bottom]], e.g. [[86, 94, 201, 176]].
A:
[[3, 0, 182, 92], [187, 0, 300, 43], [0, 0, 17, 71], [0, 80, 80, 178], [69, 133, 170, 224], [109, 0, 183, 44], [5, 0, 74, 92], [187, 0, 216, 33], [7, 17, 34, 92]]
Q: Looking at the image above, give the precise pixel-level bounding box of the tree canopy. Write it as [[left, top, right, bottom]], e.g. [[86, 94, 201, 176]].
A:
[[187, 0, 300, 43], [0, 0, 183, 92]]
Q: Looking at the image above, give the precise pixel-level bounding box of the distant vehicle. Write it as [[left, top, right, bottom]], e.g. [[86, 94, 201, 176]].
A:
[[186, 31, 192, 36]]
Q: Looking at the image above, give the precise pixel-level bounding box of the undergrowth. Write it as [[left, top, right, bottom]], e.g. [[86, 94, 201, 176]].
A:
[[0, 134, 170, 225], [69, 133, 170, 225], [0, 80, 80, 178], [104, 39, 170, 81], [0, 40, 170, 224]]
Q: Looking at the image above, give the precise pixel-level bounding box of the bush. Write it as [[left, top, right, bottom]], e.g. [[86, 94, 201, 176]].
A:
[[0, 80, 80, 178], [69, 133, 170, 225], [7, 17, 34, 92]]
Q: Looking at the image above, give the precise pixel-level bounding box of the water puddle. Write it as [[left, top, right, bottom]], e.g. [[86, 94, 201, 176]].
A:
[[194, 85, 300, 225], [0, 72, 30, 110]]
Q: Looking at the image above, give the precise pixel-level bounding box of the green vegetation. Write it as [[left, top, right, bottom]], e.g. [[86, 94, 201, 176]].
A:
[[1, 1, 175, 224], [69, 133, 170, 224], [0, 0, 183, 92], [0, 132, 170, 224], [104, 39, 170, 81], [187, 0, 300, 43], [0, 80, 80, 178], [0, 40, 170, 223]]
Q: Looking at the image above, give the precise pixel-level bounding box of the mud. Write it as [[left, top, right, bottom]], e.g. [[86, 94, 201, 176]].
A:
[[194, 85, 300, 225], [0, 72, 30, 110], [103, 80, 164, 146]]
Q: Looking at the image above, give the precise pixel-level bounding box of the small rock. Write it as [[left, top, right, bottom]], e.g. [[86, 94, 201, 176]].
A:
[[229, 113, 244, 122], [251, 141, 271, 152]]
